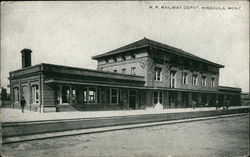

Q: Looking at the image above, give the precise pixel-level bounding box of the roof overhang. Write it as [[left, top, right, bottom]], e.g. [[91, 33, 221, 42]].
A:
[[92, 45, 148, 60], [44, 80, 240, 95], [45, 79, 145, 89]]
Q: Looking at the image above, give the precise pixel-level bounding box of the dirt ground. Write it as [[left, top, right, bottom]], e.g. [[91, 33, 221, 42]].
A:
[[2, 115, 249, 157]]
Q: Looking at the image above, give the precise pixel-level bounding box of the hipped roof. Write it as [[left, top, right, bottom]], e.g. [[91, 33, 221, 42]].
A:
[[92, 37, 224, 68]]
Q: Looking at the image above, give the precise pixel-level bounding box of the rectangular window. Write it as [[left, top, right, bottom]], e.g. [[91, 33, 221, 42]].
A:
[[182, 72, 188, 84], [83, 87, 87, 103], [153, 91, 163, 104], [122, 68, 126, 74], [211, 77, 215, 87], [72, 87, 76, 104], [83, 87, 98, 103], [131, 67, 136, 75], [113, 57, 117, 62], [201, 76, 206, 86], [88, 87, 96, 103], [111, 88, 118, 104], [56, 86, 60, 103], [192, 74, 198, 85], [170, 70, 176, 88], [31, 85, 39, 104], [154, 67, 162, 81]]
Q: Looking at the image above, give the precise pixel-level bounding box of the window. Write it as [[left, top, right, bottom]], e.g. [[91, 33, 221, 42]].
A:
[[170, 70, 176, 88], [201, 76, 206, 86], [192, 74, 198, 85], [83, 87, 98, 103], [14, 87, 19, 103], [131, 53, 136, 59], [153, 91, 163, 104], [122, 55, 126, 61], [122, 68, 126, 74], [31, 85, 39, 104], [154, 67, 162, 81], [131, 67, 136, 75], [182, 72, 188, 84], [111, 88, 118, 104], [211, 77, 215, 87], [83, 87, 87, 103], [56, 86, 60, 103], [113, 70, 117, 73], [72, 87, 76, 104], [88, 88, 96, 103], [113, 57, 117, 62]]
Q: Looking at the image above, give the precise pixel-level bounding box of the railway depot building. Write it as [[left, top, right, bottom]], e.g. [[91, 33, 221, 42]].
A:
[[9, 38, 241, 112]]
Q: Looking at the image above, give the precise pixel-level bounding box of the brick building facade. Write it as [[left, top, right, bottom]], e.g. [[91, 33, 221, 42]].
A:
[[9, 38, 241, 112]]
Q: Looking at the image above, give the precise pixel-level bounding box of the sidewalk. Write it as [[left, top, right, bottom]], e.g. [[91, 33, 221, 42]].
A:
[[1, 106, 248, 123]]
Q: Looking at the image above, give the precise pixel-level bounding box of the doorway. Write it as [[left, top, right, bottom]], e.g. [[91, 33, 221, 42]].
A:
[[21, 85, 29, 110], [129, 90, 137, 109], [61, 86, 70, 103], [169, 91, 177, 108]]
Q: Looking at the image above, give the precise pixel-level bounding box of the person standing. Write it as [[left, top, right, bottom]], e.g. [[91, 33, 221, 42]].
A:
[[192, 100, 196, 109], [215, 100, 219, 110], [20, 96, 26, 113]]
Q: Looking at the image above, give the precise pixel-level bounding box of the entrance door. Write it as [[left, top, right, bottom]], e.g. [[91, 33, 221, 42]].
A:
[[21, 85, 29, 110], [129, 90, 137, 109], [182, 92, 188, 108], [169, 92, 176, 108], [61, 86, 70, 103]]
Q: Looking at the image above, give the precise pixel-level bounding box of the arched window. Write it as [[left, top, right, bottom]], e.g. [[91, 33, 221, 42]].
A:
[[31, 85, 39, 104], [14, 87, 19, 103]]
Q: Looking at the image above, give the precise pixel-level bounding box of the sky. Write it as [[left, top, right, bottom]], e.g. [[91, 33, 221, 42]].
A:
[[1, 1, 249, 92]]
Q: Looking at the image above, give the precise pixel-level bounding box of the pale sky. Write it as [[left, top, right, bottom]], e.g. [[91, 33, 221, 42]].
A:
[[1, 1, 249, 92]]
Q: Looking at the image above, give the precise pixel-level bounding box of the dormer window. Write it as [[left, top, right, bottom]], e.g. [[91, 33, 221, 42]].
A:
[[211, 77, 215, 87], [182, 72, 188, 84], [201, 76, 206, 86], [192, 74, 198, 85], [131, 67, 136, 75], [154, 67, 162, 81], [170, 70, 176, 88], [122, 68, 126, 74]]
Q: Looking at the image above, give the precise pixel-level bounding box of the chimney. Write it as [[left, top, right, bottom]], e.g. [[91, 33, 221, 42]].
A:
[[20, 48, 32, 68]]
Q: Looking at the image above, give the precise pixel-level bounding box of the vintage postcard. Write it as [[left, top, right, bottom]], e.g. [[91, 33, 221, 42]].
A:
[[1, 1, 249, 157]]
